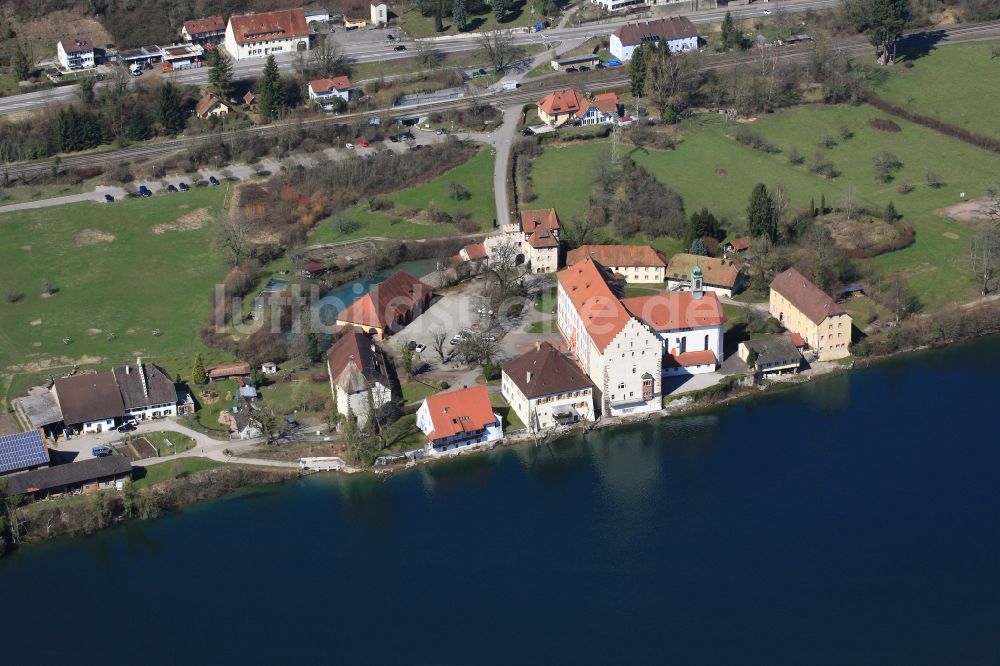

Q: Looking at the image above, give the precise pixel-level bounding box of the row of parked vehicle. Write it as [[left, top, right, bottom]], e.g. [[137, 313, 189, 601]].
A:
[[563, 59, 622, 74], [104, 176, 221, 203], [345, 132, 417, 150]]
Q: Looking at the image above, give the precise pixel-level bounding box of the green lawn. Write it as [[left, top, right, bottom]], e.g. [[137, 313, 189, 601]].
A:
[[530, 106, 994, 309], [534, 286, 557, 313], [876, 40, 1000, 140], [402, 380, 439, 404], [622, 284, 662, 298], [0, 187, 233, 378], [489, 390, 525, 430], [258, 378, 330, 416], [399, 0, 539, 38], [525, 319, 556, 334], [143, 431, 197, 456], [308, 207, 456, 244], [0, 183, 83, 205], [133, 457, 224, 488], [196, 380, 239, 432]]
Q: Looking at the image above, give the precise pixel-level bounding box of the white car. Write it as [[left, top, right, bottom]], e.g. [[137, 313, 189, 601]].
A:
[[763, 8, 771, 14], [345, 142, 354, 149]]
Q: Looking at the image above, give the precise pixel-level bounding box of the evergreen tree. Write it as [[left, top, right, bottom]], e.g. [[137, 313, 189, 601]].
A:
[[884, 200, 899, 223], [192, 353, 207, 385], [208, 50, 234, 99], [630, 44, 648, 98], [13, 44, 31, 81], [493, 0, 508, 21], [689, 237, 709, 256], [687, 208, 721, 243], [453, 0, 469, 31], [258, 55, 286, 121], [126, 106, 150, 141], [850, 0, 912, 63], [820, 193, 827, 214], [155, 82, 185, 135], [746, 183, 778, 242], [306, 330, 324, 364], [721, 11, 742, 50], [401, 343, 415, 377]]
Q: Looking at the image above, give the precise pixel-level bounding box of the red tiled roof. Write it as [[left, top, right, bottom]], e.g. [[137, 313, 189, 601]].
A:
[[727, 236, 751, 252], [665, 253, 742, 288], [663, 350, 718, 368], [422, 385, 496, 441], [520, 208, 560, 233], [184, 16, 225, 36], [612, 17, 698, 47], [557, 258, 632, 352], [567, 244, 666, 268], [789, 332, 806, 348], [527, 225, 559, 249], [336, 270, 433, 330], [770, 267, 846, 325], [577, 92, 619, 118], [622, 291, 725, 330], [537, 89, 582, 116], [462, 242, 488, 260], [327, 328, 389, 392], [195, 94, 227, 118], [309, 76, 351, 93], [229, 9, 308, 45], [207, 362, 251, 379]]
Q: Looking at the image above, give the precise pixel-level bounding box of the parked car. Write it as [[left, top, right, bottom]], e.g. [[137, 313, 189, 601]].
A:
[[92, 446, 112, 457], [406, 341, 426, 353], [104, 194, 115, 203], [478, 68, 486, 75], [178, 182, 189, 191], [388, 135, 399, 143], [607, 58, 623, 67], [596, 62, 606, 70], [166, 184, 178, 193], [209, 176, 220, 186], [763, 8, 771, 14], [394, 44, 407, 51], [138, 185, 152, 197], [578, 65, 591, 72], [285, 416, 300, 428], [435, 128, 447, 135], [400, 132, 415, 140], [565, 67, 578, 73], [345, 142, 355, 149], [387, 33, 396, 40], [358, 139, 370, 147], [117, 423, 136, 433]]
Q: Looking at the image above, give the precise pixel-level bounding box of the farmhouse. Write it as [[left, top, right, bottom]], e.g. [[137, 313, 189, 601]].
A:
[[556, 258, 662, 416], [738, 335, 803, 376], [54, 373, 124, 434], [0, 431, 50, 477], [335, 271, 433, 340], [4, 456, 132, 499], [537, 89, 583, 128], [181, 17, 226, 43], [327, 329, 393, 427], [196, 93, 230, 119], [769, 267, 852, 361], [610, 17, 699, 62], [567, 244, 666, 284], [308, 76, 351, 106], [623, 273, 726, 376], [666, 253, 744, 297], [225, 8, 310, 61], [415, 385, 503, 452], [112, 359, 179, 422], [502, 341, 595, 433], [57, 36, 95, 70], [577, 92, 620, 126]]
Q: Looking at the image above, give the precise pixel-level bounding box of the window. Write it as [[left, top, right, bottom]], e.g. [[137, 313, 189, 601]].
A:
[[618, 382, 625, 389]]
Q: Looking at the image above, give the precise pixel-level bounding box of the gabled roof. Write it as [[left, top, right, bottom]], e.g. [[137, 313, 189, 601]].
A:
[[421, 384, 496, 441], [207, 362, 251, 379], [112, 362, 177, 410], [663, 350, 718, 369], [726, 236, 751, 252], [460, 242, 488, 261], [0, 431, 49, 475], [612, 17, 698, 47], [577, 92, 619, 118], [502, 342, 593, 399], [537, 89, 583, 116], [183, 16, 226, 35], [336, 270, 433, 330], [567, 244, 666, 268], [4, 456, 131, 496], [54, 373, 125, 426], [527, 225, 559, 249], [622, 291, 725, 331], [196, 93, 228, 117], [228, 9, 309, 45], [327, 329, 391, 394], [59, 36, 93, 54], [520, 208, 560, 234], [665, 253, 742, 288], [770, 267, 846, 325], [243, 90, 258, 105], [741, 335, 801, 367], [309, 76, 351, 93], [556, 257, 632, 352]]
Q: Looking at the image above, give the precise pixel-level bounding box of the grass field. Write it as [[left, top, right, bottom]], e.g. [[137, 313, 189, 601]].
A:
[[143, 430, 197, 456], [196, 380, 239, 432], [0, 187, 233, 384], [530, 106, 995, 308], [133, 457, 224, 488], [876, 40, 1000, 139], [402, 380, 439, 404], [308, 207, 456, 244], [0, 184, 83, 205]]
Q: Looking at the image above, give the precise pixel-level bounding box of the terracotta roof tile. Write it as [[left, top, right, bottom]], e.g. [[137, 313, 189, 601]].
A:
[[309, 76, 351, 93], [229, 9, 309, 45], [557, 258, 632, 352], [196, 94, 227, 118], [770, 267, 846, 325], [520, 208, 560, 233], [422, 385, 497, 441], [207, 362, 251, 379], [336, 270, 433, 330], [327, 329, 390, 393], [663, 350, 718, 368], [183, 16, 225, 36], [502, 342, 593, 399], [537, 89, 583, 116], [462, 242, 488, 260], [567, 244, 666, 268], [622, 291, 725, 330]]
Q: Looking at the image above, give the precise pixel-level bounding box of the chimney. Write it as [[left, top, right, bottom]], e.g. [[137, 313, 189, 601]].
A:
[[534, 340, 541, 351], [137, 357, 149, 399]]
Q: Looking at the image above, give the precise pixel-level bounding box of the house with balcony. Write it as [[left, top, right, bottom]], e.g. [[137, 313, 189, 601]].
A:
[[415, 385, 503, 452], [57, 36, 95, 70], [308, 76, 352, 107], [502, 341, 595, 432]]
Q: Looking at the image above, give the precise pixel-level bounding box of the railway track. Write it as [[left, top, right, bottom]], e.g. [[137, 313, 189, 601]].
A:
[[2, 20, 998, 180]]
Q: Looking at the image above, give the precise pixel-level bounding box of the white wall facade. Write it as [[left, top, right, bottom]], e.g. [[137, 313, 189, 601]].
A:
[[610, 264, 665, 283], [667, 279, 733, 298], [58, 43, 95, 70], [81, 418, 115, 434], [654, 324, 723, 376], [333, 380, 391, 426], [501, 374, 595, 433], [126, 403, 177, 421], [224, 23, 310, 61], [610, 35, 698, 62], [483, 229, 560, 274], [371, 3, 388, 25], [308, 85, 350, 103], [415, 401, 503, 451]]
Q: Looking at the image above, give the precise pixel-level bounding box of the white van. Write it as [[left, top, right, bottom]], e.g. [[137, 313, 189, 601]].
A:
[[129, 63, 142, 76], [501, 81, 518, 91]]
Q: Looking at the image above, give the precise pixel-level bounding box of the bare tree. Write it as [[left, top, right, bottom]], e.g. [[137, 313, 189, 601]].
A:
[[483, 236, 528, 312], [431, 329, 449, 361], [840, 184, 860, 220], [970, 227, 1000, 295], [309, 34, 351, 78], [456, 331, 500, 367], [215, 211, 259, 266], [415, 41, 444, 69], [478, 30, 520, 73]]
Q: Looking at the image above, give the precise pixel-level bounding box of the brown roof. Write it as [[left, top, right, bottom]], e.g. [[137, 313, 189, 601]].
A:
[[577, 92, 619, 119], [567, 244, 666, 268], [612, 17, 698, 47], [770, 267, 846, 325], [112, 362, 177, 410], [228, 9, 309, 45], [727, 236, 751, 252], [243, 90, 258, 105], [422, 385, 496, 442], [527, 225, 559, 249], [207, 362, 251, 379], [54, 373, 125, 426], [502, 342, 593, 399], [5, 455, 132, 497], [537, 89, 583, 116], [336, 270, 433, 330], [59, 36, 93, 54], [622, 291, 725, 331], [462, 242, 488, 260], [183, 16, 225, 36], [327, 329, 390, 393], [309, 76, 351, 93], [665, 253, 742, 288], [520, 208, 560, 234], [556, 258, 632, 352], [195, 94, 228, 118]]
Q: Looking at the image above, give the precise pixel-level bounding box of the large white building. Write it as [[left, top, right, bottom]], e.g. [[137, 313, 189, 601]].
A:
[[622, 269, 726, 376], [501, 341, 596, 432], [609, 17, 699, 62], [327, 329, 393, 426], [112, 359, 179, 421], [557, 258, 662, 416], [567, 244, 666, 284], [57, 36, 95, 70], [225, 8, 310, 61], [464, 208, 562, 274], [416, 384, 503, 452]]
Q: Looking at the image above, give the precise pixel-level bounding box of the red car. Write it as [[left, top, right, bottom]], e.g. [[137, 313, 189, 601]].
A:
[[358, 139, 370, 148]]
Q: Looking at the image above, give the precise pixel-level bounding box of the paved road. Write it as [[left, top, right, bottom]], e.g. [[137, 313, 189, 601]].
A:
[[0, 0, 844, 118]]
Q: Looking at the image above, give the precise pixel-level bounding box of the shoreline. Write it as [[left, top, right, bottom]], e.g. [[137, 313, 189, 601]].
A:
[[4, 327, 998, 557]]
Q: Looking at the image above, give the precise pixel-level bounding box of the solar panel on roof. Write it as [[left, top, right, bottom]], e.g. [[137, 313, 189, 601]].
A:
[[0, 430, 48, 474]]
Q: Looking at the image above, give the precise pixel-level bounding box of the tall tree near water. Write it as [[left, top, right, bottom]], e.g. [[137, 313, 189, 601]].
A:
[[258, 55, 286, 121]]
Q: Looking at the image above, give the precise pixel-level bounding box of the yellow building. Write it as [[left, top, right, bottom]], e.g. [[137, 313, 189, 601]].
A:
[[769, 268, 852, 361]]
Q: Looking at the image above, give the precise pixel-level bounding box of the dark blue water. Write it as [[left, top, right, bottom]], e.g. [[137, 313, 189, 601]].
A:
[[2, 337, 999, 665], [316, 258, 439, 326]]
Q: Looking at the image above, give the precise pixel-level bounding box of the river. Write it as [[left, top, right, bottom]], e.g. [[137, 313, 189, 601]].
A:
[[1, 337, 998, 664]]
